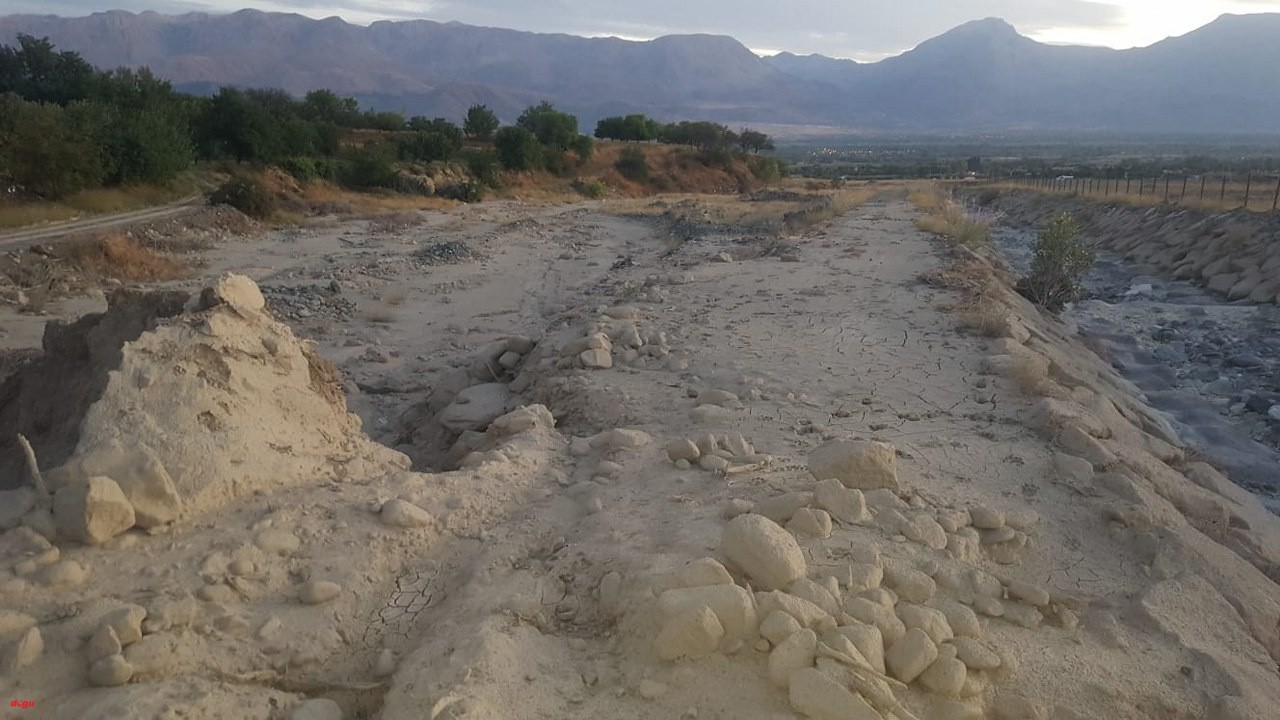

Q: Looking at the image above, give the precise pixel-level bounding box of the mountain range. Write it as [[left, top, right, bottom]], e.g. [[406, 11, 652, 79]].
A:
[[2, 9, 1279, 134]]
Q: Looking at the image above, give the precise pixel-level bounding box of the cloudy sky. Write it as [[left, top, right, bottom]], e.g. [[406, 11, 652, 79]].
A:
[[9, 0, 1280, 60]]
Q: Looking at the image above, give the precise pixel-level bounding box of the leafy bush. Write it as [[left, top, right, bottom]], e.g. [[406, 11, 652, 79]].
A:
[[572, 178, 607, 199], [338, 146, 398, 190], [209, 176, 273, 219], [439, 180, 484, 203], [494, 126, 542, 171], [516, 101, 578, 149], [1016, 213, 1095, 312], [462, 149, 502, 187], [571, 134, 594, 162], [748, 156, 785, 183], [615, 146, 650, 182]]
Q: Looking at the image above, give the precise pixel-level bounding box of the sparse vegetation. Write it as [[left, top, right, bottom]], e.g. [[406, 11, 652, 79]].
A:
[[615, 147, 650, 182], [1016, 212, 1095, 312], [911, 185, 995, 248], [572, 178, 607, 199], [463, 104, 499, 141]]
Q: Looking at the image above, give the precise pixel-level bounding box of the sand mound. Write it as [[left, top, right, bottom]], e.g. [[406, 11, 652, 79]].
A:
[[3, 275, 408, 523]]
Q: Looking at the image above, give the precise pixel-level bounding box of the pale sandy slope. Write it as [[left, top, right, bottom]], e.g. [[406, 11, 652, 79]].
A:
[[2, 196, 1277, 720]]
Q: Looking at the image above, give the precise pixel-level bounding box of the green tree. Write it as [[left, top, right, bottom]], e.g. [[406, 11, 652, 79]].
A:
[[493, 126, 542, 171], [0, 97, 102, 198], [737, 128, 774, 153], [301, 89, 360, 126], [463, 104, 500, 141], [193, 87, 286, 163], [516, 101, 578, 149], [0, 35, 96, 105]]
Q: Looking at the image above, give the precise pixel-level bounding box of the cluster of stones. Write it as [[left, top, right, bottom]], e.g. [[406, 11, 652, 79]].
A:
[[553, 306, 675, 371], [434, 336, 539, 434], [664, 431, 773, 475], [260, 281, 355, 322], [646, 438, 1064, 719]]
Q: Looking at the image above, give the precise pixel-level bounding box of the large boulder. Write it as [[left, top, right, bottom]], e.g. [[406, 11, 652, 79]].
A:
[[807, 439, 899, 491], [53, 476, 135, 545], [437, 383, 512, 433]]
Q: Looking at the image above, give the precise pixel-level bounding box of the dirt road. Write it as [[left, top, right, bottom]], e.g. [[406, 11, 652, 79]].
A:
[[0, 196, 201, 249]]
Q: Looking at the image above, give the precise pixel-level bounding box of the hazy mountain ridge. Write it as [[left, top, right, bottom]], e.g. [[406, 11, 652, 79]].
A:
[[2, 9, 1278, 132]]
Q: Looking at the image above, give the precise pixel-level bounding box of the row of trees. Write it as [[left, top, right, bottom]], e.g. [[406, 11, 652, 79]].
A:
[[594, 114, 774, 153], [1, 35, 778, 204]]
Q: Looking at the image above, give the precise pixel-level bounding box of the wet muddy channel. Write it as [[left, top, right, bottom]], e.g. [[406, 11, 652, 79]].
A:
[[991, 223, 1280, 512]]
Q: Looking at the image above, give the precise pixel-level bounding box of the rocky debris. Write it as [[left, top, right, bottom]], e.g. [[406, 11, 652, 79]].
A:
[[721, 514, 807, 591], [438, 383, 512, 432], [379, 498, 433, 528], [299, 580, 341, 605], [666, 439, 701, 463], [87, 624, 122, 661], [808, 440, 899, 491], [53, 443, 183, 528], [896, 604, 954, 644], [756, 493, 813, 524], [418, 240, 482, 265], [968, 505, 1005, 530], [952, 637, 1002, 671], [52, 476, 135, 545], [761, 611, 804, 646], [654, 605, 724, 661], [919, 644, 967, 696], [261, 283, 356, 322], [290, 698, 345, 720], [882, 565, 936, 604], [100, 605, 146, 646], [661, 558, 734, 590], [885, 628, 939, 683]]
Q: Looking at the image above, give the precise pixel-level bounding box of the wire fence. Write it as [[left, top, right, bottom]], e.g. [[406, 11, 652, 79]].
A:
[[997, 172, 1280, 213]]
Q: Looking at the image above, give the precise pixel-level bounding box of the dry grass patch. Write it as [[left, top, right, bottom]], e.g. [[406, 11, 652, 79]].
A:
[[63, 234, 190, 283]]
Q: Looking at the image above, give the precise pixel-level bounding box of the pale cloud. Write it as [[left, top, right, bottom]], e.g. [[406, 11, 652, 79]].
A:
[[7, 0, 1280, 60]]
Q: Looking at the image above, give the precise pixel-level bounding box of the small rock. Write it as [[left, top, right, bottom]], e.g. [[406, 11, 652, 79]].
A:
[[210, 273, 266, 313], [883, 565, 936, 604], [768, 629, 817, 688], [813, 480, 869, 524], [5, 626, 42, 671], [935, 600, 982, 638], [87, 624, 123, 661], [993, 694, 1048, 720], [53, 476, 136, 545], [697, 389, 740, 407], [829, 624, 885, 674], [380, 499, 433, 528], [844, 598, 907, 646], [100, 605, 147, 646], [89, 653, 133, 687], [1004, 509, 1040, 531], [1006, 581, 1050, 607], [885, 628, 938, 683], [675, 459, 692, 470], [789, 578, 840, 616], [952, 637, 1002, 670], [896, 604, 953, 644], [722, 499, 753, 518], [968, 505, 1005, 530], [755, 492, 813, 524], [663, 558, 734, 590], [289, 698, 344, 720], [756, 591, 831, 630], [580, 349, 613, 369], [658, 585, 758, 641], [807, 440, 899, 491], [256, 528, 301, 555], [699, 455, 730, 472], [760, 611, 804, 646], [1002, 603, 1043, 629], [919, 645, 967, 696], [667, 439, 701, 463], [299, 580, 342, 605], [721, 514, 807, 591], [789, 667, 881, 720], [689, 405, 732, 423], [655, 606, 725, 661], [787, 508, 833, 538], [439, 383, 512, 432], [40, 560, 87, 589], [0, 611, 36, 642]]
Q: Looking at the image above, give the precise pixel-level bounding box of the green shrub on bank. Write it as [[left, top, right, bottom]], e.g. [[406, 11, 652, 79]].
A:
[[209, 176, 273, 219], [1016, 213, 1095, 311]]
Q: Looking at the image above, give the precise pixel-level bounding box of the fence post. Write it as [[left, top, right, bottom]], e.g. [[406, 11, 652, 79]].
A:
[[1221, 175, 1228, 203], [1126, 177, 1131, 195], [1200, 175, 1206, 201], [1164, 175, 1171, 203], [1139, 178, 1144, 197], [1272, 175, 1279, 211], [1180, 176, 1188, 201], [1244, 172, 1253, 210]]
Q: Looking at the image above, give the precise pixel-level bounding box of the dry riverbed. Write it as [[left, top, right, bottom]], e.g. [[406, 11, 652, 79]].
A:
[[0, 192, 1277, 720]]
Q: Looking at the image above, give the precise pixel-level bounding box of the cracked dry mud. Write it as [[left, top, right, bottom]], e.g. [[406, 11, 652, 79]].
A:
[[1, 195, 1278, 720]]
